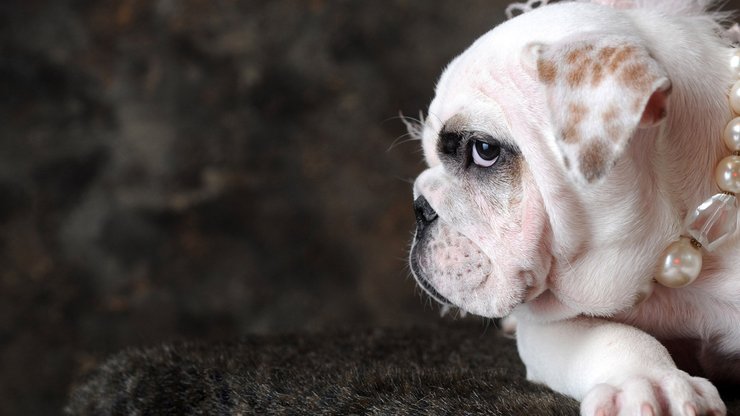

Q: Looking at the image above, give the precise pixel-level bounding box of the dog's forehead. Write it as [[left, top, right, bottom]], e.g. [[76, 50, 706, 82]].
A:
[[420, 2, 634, 167], [421, 54, 510, 167]]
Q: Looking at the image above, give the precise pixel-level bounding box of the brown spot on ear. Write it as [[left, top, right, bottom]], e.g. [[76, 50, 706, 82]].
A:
[[561, 103, 588, 143], [566, 47, 591, 65], [567, 58, 592, 87], [565, 50, 580, 64], [608, 46, 636, 73], [579, 139, 610, 182], [562, 125, 580, 144], [602, 105, 619, 124], [563, 156, 571, 170], [567, 68, 584, 87], [606, 123, 621, 143], [591, 62, 604, 86], [620, 63, 651, 90], [538, 59, 557, 84], [597, 46, 617, 62], [570, 102, 588, 121], [602, 105, 622, 141]]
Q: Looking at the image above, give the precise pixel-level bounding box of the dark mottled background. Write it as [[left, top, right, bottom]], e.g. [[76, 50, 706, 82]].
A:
[[2, 1, 739, 415], [0, 0, 514, 414]]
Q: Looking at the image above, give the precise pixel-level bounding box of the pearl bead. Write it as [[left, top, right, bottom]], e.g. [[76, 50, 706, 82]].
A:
[[715, 155, 740, 193], [656, 238, 702, 288], [731, 49, 740, 79], [723, 117, 740, 151], [731, 81, 740, 114]]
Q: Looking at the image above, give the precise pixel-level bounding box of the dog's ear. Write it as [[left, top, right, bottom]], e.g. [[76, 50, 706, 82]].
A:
[[531, 34, 671, 183]]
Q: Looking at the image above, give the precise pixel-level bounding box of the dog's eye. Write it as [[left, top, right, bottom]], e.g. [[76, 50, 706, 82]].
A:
[[472, 140, 500, 167]]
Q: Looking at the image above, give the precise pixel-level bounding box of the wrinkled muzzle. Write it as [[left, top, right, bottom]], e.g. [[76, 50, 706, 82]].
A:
[[410, 196, 521, 317]]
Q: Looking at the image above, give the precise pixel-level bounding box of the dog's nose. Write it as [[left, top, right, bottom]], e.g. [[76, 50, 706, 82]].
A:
[[414, 196, 438, 233]]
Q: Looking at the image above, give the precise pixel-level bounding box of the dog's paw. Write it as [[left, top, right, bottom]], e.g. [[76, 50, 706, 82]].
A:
[[580, 371, 726, 416]]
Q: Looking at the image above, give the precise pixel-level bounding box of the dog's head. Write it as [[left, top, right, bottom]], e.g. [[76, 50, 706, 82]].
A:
[[409, 2, 676, 319]]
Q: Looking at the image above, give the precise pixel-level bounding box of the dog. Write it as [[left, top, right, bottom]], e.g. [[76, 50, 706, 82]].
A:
[[408, 0, 739, 414]]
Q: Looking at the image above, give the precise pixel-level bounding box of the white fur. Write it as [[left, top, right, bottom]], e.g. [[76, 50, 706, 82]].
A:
[[409, 1, 739, 414]]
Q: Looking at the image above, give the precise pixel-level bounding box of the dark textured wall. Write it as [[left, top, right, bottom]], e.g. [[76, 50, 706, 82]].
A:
[[3, 1, 739, 414], [0, 0, 511, 414]]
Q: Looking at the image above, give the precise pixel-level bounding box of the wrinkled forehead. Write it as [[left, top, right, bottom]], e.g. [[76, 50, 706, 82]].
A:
[[420, 2, 625, 167], [421, 43, 530, 169], [420, 11, 539, 167], [422, 84, 508, 167], [421, 50, 511, 167]]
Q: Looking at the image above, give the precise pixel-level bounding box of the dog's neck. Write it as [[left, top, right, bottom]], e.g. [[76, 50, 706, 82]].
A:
[[633, 13, 733, 217]]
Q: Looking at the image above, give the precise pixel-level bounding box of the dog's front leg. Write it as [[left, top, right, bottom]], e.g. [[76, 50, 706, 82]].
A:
[[516, 317, 726, 416]]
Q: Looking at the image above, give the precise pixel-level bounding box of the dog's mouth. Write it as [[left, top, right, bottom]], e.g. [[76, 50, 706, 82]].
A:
[[409, 195, 551, 317], [410, 240, 547, 316], [410, 236, 544, 317]]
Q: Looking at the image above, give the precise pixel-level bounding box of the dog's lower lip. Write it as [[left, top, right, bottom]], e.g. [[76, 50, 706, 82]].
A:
[[409, 248, 453, 306], [417, 275, 452, 306]]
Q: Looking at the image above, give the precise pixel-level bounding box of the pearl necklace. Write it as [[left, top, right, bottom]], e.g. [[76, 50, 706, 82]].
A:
[[654, 49, 740, 289]]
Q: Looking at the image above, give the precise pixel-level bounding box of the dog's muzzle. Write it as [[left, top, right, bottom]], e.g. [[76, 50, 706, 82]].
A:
[[410, 196, 452, 306]]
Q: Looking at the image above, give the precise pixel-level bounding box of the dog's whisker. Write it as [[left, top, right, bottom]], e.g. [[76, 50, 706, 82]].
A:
[[393, 176, 416, 185], [386, 110, 425, 129], [399, 111, 425, 140], [387, 133, 421, 152], [382, 112, 424, 125]]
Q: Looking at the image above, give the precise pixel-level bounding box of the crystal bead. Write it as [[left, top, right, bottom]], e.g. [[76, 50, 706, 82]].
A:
[[685, 193, 738, 251]]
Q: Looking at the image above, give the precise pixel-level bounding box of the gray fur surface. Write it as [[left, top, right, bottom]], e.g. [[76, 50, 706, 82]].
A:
[[67, 325, 578, 415], [66, 324, 740, 415]]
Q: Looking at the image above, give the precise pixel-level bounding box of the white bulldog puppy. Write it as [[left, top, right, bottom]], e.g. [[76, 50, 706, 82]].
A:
[[409, 0, 739, 414]]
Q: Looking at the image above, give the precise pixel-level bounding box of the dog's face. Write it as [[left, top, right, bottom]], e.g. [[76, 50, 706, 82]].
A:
[[410, 3, 672, 319]]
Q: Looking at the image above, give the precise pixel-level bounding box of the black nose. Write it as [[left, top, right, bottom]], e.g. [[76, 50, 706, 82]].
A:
[[414, 196, 438, 234]]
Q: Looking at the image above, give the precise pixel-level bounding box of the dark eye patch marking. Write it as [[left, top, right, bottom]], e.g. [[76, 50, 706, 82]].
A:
[[438, 132, 463, 156], [435, 115, 522, 180], [437, 114, 472, 158]]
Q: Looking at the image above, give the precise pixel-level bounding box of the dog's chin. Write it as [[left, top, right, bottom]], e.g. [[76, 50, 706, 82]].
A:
[[410, 254, 536, 318], [462, 290, 526, 318]]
